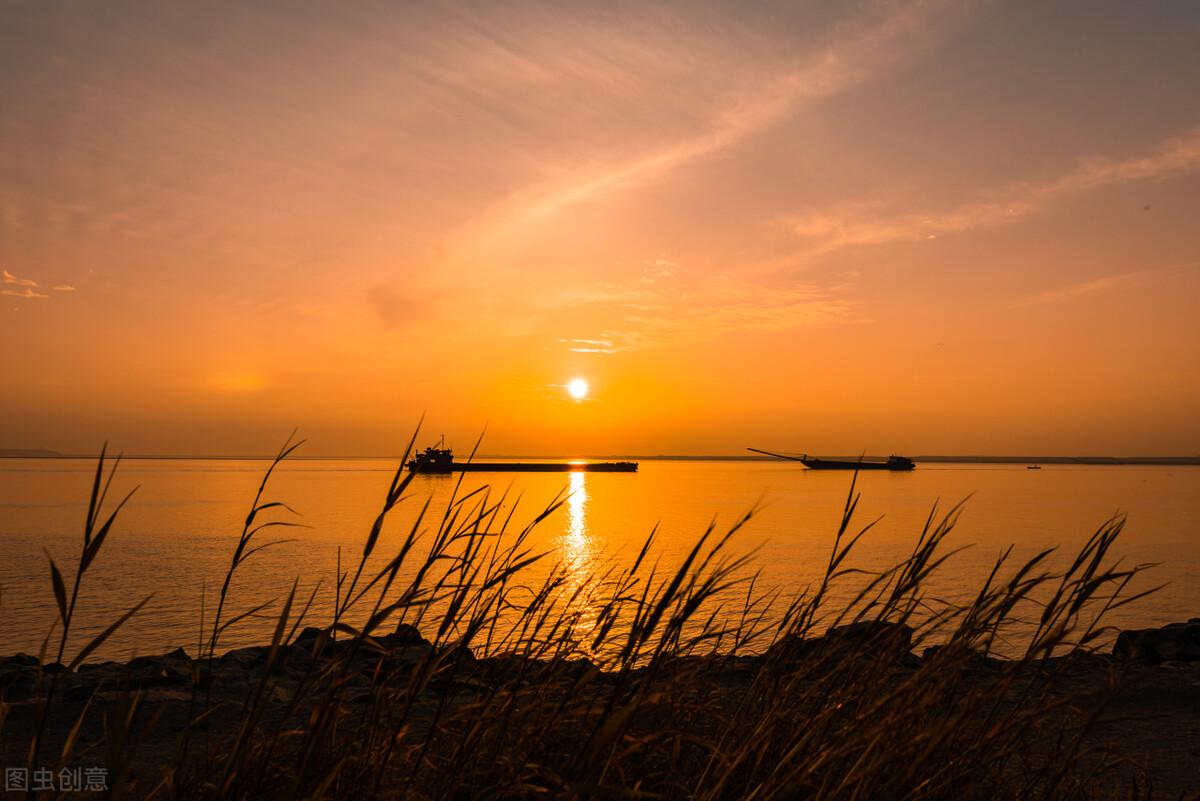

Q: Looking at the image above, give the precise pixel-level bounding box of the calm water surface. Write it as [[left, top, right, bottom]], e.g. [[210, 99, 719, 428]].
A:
[[1, 458, 1197, 661]]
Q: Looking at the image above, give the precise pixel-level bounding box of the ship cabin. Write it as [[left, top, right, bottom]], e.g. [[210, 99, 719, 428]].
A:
[[408, 445, 455, 473]]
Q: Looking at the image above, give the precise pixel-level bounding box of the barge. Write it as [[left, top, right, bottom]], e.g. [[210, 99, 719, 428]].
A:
[[407, 444, 637, 474], [748, 447, 915, 471]]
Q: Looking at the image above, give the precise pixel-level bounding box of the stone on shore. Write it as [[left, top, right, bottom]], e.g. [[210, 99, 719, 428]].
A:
[[1114, 621, 1200, 662], [766, 620, 915, 668]]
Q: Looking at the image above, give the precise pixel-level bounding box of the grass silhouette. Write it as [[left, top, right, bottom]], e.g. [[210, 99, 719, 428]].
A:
[[2, 429, 1157, 800]]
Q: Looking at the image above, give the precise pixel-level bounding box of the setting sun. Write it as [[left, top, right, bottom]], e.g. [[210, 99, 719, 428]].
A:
[[566, 377, 589, 400]]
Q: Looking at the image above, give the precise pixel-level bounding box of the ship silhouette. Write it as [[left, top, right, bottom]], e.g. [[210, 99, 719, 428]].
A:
[[748, 448, 915, 471], [407, 438, 637, 474]]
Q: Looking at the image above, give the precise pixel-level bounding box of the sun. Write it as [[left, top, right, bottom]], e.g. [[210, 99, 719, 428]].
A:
[[566, 377, 589, 400]]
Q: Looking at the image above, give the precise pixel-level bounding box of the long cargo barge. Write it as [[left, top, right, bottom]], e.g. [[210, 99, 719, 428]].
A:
[[406, 445, 637, 474], [747, 447, 915, 471]]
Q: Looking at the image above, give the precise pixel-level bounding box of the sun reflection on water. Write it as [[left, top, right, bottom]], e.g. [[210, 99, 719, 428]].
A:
[[565, 471, 590, 565], [559, 472, 602, 647]]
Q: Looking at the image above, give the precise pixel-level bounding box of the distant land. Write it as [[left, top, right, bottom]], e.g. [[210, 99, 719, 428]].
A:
[[915, 455, 1200, 465], [1, 449, 1198, 466], [605, 455, 1200, 465], [621, 454, 1200, 466]]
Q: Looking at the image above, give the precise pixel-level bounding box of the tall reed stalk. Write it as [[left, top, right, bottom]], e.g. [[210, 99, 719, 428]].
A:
[[25, 445, 151, 786]]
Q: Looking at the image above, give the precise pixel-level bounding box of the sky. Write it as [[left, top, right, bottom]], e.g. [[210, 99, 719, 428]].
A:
[[2, 0, 1199, 457]]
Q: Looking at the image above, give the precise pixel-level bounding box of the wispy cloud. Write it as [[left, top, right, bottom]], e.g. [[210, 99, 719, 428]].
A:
[[2, 270, 74, 299], [641, 255, 680, 285], [439, 0, 966, 352], [600, 284, 857, 353], [476, 0, 971, 241], [788, 126, 1200, 252], [559, 337, 616, 354], [2, 287, 49, 299], [3, 269, 39, 287], [552, 255, 858, 354], [1010, 261, 1198, 308]]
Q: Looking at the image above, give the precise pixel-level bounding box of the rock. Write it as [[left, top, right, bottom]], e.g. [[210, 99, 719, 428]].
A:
[[348, 643, 432, 679], [3, 676, 37, 702], [0, 654, 40, 696], [64, 681, 101, 701], [381, 624, 429, 648], [767, 621, 914, 667], [354, 625, 432, 657], [1114, 622, 1200, 662], [71, 648, 193, 696], [477, 655, 598, 684], [390, 643, 435, 667], [1112, 631, 1147, 660], [559, 657, 598, 679], [127, 647, 193, 683], [291, 626, 431, 669], [293, 626, 329, 648], [920, 643, 1003, 671], [129, 646, 191, 667], [139, 686, 194, 704], [1043, 649, 1114, 675], [288, 628, 435, 680], [438, 642, 476, 667], [1, 653, 39, 669], [826, 621, 914, 652], [220, 645, 272, 671], [422, 642, 477, 690]]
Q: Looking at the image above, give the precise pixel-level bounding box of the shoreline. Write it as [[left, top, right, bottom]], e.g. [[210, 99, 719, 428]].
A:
[[4, 619, 1199, 797], [3, 617, 1197, 673]]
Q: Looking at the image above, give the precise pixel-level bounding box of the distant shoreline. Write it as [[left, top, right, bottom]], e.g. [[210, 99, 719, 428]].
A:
[[3, 450, 1199, 466]]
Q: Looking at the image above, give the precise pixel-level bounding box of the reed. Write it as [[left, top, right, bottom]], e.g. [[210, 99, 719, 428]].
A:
[[24, 445, 153, 781], [4, 435, 1156, 800]]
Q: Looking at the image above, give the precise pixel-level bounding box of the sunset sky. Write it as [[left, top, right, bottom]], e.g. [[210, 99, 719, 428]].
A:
[[3, 1, 1199, 457]]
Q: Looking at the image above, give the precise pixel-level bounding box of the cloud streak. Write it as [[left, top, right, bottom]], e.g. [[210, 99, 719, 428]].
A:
[[477, 0, 971, 242], [2, 269, 50, 298], [608, 285, 856, 352], [787, 126, 1200, 253], [1010, 261, 1199, 308], [2, 287, 49, 299], [551, 256, 858, 354], [3, 269, 39, 287], [2, 270, 76, 299], [559, 337, 617, 354]]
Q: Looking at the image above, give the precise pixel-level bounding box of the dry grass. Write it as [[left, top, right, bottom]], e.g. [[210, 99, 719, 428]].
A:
[[2, 430, 1156, 800]]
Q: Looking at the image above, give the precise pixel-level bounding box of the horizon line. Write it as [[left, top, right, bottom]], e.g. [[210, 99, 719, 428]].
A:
[[2, 451, 1199, 466]]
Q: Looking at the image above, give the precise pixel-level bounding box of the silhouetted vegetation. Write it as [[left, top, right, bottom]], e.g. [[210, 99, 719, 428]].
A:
[[1, 431, 1162, 800]]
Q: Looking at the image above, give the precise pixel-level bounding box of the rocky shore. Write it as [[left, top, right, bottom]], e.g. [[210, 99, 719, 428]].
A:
[[3, 620, 1200, 798]]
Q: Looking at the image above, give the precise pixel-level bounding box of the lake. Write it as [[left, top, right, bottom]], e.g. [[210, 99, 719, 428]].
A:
[[1, 458, 1197, 662]]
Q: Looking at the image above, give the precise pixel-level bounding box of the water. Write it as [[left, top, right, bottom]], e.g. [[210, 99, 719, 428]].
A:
[[1, 458, 1197, 662]]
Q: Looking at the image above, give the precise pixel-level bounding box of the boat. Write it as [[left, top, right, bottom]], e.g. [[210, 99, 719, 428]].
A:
[[747, 447, 915, 471], [406, 442, 637, 474]]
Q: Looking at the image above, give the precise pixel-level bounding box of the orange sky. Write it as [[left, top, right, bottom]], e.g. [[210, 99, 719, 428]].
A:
[[3, 2, 1199, 456]]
